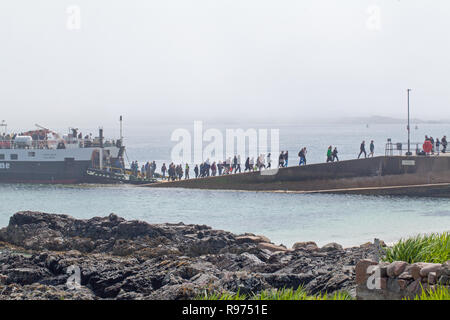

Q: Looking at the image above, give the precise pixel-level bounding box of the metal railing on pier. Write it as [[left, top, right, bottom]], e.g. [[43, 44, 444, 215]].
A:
[[385, 140, 423, 156], [384, 139, 445, 156]]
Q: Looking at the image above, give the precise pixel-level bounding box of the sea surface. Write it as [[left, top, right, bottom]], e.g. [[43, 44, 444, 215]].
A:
[[1, 122, 450, 248]]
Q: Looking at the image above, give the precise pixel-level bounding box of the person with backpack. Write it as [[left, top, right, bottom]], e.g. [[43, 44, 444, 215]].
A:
[[279, 151, 285, 168], [298, 148, 306, 166]]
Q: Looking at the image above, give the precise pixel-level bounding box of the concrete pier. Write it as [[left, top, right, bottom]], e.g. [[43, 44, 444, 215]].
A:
[[143, 156, 450, 197]]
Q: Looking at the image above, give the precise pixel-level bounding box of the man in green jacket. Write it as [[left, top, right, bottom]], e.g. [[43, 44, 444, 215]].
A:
[[326, 146, 333, 162]]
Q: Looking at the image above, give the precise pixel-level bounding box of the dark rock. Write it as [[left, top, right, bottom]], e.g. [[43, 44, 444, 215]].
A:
[[0, 211, 382, 300], [320, 243, 344, 252], [261, 273, 314, 289], [6, 267, 52, 285]]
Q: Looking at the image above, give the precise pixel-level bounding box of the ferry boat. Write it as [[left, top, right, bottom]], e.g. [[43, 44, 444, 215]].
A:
[[0, 120, 148, 184]]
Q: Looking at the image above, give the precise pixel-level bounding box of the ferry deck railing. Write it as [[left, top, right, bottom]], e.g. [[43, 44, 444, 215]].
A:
[[0, 139, 121, 150]]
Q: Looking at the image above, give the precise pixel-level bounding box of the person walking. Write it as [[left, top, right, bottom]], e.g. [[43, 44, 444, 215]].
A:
[[161, 163, 167, 180], [205, 158, 211, 176], [185, 163, 190, 179], [358, 141, 367, 159], [267, 153, 272, 169], [284, 151, 289, 167], [168, 163, 175, 181], [279, 151, 285, 168], [326, 146, 333, 162], [244, 157, 250, 172], [332, 147, 339, 162], [211, 161, 217, 176], [369, 140, 375, 158], [436, 138, 441, 156], [298, 148, 305, 166], [259, 154, 266, 170], [218, 161, 223, 175], [194, 164, 199, 178], [232, 155, 238, 173], [151, 161, 157, 178], [430, 137, 435, 154], [423, 138, 433, 155], [442, 136, 448, 153], [236, 155, 241, 173]]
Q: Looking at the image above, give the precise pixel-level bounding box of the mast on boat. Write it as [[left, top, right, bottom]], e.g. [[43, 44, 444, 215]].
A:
[[119, 115, 123, 146], [99, 127, 104, 170]]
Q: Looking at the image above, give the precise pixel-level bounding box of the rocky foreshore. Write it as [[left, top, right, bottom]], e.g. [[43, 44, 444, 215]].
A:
[[0, 211, 381, 300]]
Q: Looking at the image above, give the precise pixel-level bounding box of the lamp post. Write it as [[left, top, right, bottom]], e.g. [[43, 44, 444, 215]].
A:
[[406, 89, 412, 156]]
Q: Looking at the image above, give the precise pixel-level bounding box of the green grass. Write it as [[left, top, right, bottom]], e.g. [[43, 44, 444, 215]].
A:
[[196, 287, 354, 301], [404, 285, 450, 300], [197, 290, 249, 300], [383, 232, 450, 264]]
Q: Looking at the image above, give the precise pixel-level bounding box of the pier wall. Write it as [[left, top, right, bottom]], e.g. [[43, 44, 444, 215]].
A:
[[146, 156, 450, 196]]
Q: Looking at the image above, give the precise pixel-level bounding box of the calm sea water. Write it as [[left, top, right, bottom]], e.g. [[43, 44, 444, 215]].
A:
[[1, 184, 450, 248], [1, 123, 450, 248]]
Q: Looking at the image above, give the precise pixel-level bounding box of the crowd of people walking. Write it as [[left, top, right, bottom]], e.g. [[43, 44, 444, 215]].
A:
[[130, 134, 450, 181], [160, 154, 275, 181], [130, 160, 157, 179]]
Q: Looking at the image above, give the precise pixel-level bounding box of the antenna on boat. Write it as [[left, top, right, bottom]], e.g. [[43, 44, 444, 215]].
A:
[[0, 120, 6, 135], [119, 115, 123, 144]]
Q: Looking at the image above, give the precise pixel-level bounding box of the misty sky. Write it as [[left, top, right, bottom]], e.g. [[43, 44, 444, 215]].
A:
[[1, 0, 450, 128]]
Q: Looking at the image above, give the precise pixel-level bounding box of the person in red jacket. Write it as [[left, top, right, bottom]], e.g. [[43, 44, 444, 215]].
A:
[[423, 139, 433, 155]]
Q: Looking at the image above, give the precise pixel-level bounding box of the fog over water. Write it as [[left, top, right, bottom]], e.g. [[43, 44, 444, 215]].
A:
[[1, 1, 450, 128]]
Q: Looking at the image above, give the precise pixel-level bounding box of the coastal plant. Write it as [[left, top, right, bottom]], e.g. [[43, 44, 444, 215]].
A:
[[254, 287, 353, 300], [253, 287, 311, 300], [196, 287, 354, 301], [403, 285, 450, 301], [383, 232, 449, 264], [197, 289, 248, 300]]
